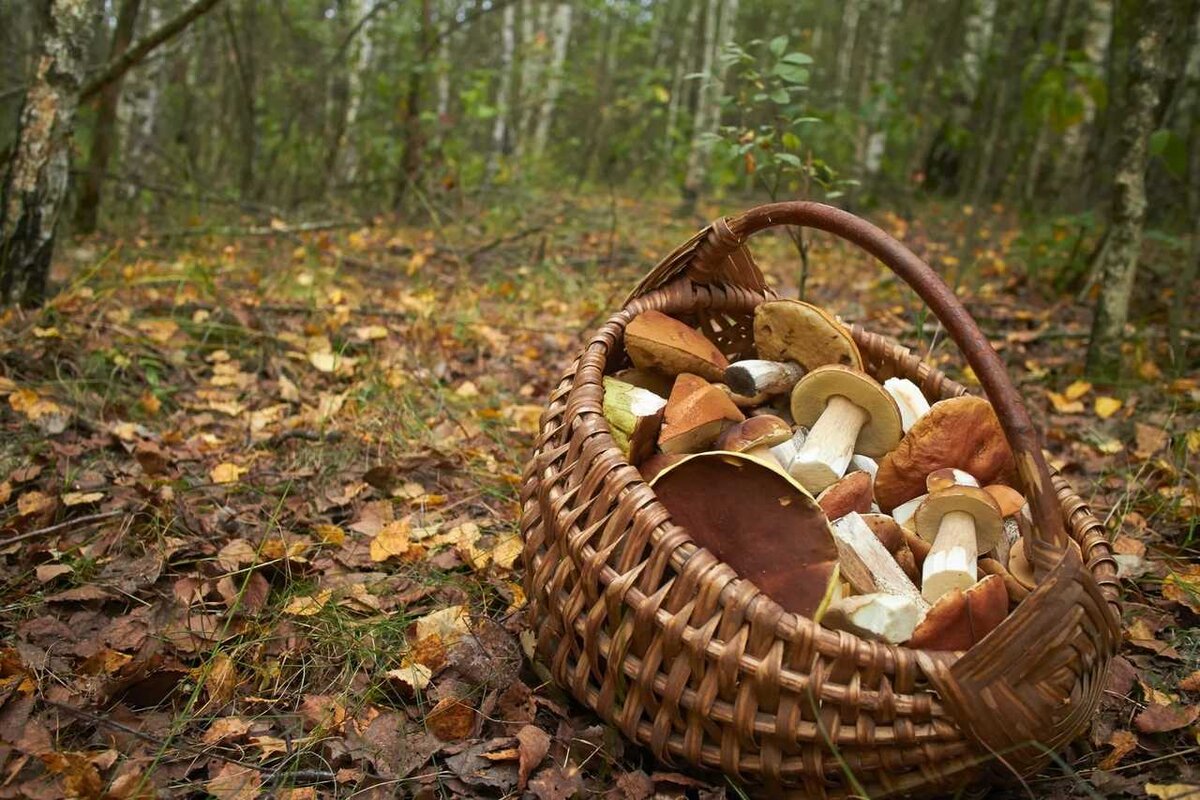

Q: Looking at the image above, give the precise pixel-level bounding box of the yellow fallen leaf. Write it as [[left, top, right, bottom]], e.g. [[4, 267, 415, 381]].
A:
[[283, 590, 332, 616], [369, 520, 412, 562], [312, 524, 345, 546], [136, 319, 180, 343], [491, 533, 523, 571], [308, 351, 356, 374], [1064, 380, 1092, 401], [1145, 785, 1200, 800], [32, 326, 60, 338], [355, 325, 389, 341], [415, 605, 470, 646], [1095, 438, 1124, 454], [17, 491, 53, 517], [1186, 429, 1200, 454], [62, 491, 104, 506], [454, 381, 478, 398], [1046, 391, 1084, 414], [211, 463, 245, 484], [1094, 396, 1122, 419], [385, 663, 432, 692]]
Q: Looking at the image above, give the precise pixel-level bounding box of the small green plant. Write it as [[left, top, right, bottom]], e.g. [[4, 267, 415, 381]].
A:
[[710, 37, 856, 297]]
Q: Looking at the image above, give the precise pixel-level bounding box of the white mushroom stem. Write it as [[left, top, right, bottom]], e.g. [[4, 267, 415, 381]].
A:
[[849, 454, 878, 480], [788, 395, 866, 493], [893, 494, 927, 530], [921, 510, 979, 603], [832, 513, 929, 612], [824, 593, 923, 644], [883, 378, 931, 432], [725, 360, 804, 397], [744, 444, 783, 468], [769, 427, 807, 467]]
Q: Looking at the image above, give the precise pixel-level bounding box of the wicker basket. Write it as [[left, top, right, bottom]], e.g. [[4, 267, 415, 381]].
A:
[[519, 202, 1120, 798]]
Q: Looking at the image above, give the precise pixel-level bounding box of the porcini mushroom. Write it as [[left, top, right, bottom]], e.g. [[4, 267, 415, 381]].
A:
[[658, 373, 744, 455], [787, 366, 902, 493], [602, 377, 667, 465], [831, 512, 928, 610], [883, 377, 931, 433], [874, 395, 1015, 512], [925, 467, 980, 493], [816, 471, 874, 520], [724, 360, 806, 398], [625, 310, 729, 382], [914, 486, 1004, 603], [1007, 536, 1083, 590], [861, 513, 920, 584], [649, 452, 841, 619], [824, 593, 923, 645], [907, 574, 1008, 651], [984, 483, 1027, 565], [715, 415, 793, 468], [754, 299, 863, 370]]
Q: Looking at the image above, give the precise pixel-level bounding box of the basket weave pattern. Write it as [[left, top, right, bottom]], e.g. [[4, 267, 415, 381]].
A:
[[519, 204, 1120, 798]]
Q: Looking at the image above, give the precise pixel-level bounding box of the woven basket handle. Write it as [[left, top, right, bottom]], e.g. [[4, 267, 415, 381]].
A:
[[686, 201, 1068, 570]]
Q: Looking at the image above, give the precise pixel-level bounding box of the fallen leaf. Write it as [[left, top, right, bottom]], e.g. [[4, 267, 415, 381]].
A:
[[1134, 703, 1198, 734], [1064, 380, 1092, 401], [1134, 423, 1169, 459], [1162, 566, 1200, 614], [425, 697, 476, 740], [35, 564, 72, 583], [1145, 785, 1200, 800], [201, 717, 253, 744], [1098, 729, 1138, 769], [529, 763, 584, 800], [61, 490, 104, 506], [1180, 671, 1200, 693], [415, 605, 470, 645], [217, 539, 257, 571], [211, 462, 245, 484], [206, 763, 261, 800], [385, 663, 432, 692], [283, 590, 332, 616], [1046, 390, 1083, 414], [17, 491, 53, 517], [516, 725, 551, 790], [1093, 396, 1122, 419], [312, 524, 345, 546], [369, 520, 412, 562]]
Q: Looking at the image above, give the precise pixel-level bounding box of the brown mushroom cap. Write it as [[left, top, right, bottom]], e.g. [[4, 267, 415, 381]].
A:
[[906, 574, 1008, 651], [1008, 537, 1083, 589], [984, 484, 1027, 518], [874, 396, 1016, 512], [817, 471, 874, 521], [925, 467, 979, 493], [860, 513, 904, 554], [626, 310, 729, 382], [638, 453, 686, 483], [790, 366, 903, 457], [753, 299, 863, 371], [715, 415, 793, 453], [649, 452, 840, 619], [913, 485, 1004, 552], [658, 373, 745, 455]]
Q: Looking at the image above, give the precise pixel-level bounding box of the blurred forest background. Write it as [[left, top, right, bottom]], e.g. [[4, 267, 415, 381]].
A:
[[0, 2, 1198, 796]]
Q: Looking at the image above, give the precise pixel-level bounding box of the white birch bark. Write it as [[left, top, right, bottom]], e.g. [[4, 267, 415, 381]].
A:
[[530, 3, 571, 160], [860, 0, 902, 178], [962, 0, 997, 98], [515, 0, 538, 159], [1057, 0, 1114, 191], [683, 0, 737, 202], [339, 0, 375, 183], [834, 0, 862, 104], [435, 0, 455, 122], [1086, 0, 1169, 376], [119, 1, 164, 199], [487, 2, 517, 178], [664, 1, 701, 156]]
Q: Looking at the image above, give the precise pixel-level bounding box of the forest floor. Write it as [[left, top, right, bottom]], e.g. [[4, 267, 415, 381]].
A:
[[0, 193, 1196, 799]]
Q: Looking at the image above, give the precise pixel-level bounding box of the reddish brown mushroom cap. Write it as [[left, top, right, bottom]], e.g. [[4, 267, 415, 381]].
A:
[[874, 396, 1016, 512], [715, 415, 793, 453], [817, 471, 874, 521], [649, 452, 840, 619], [658, 373, 745, 455], [625, 310, 729, 382], [984, 484, 1027, 518], [906, 574, 1008, 651]]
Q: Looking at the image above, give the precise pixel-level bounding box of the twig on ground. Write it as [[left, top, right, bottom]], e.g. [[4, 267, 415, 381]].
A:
[[0, 510, 125, 548]]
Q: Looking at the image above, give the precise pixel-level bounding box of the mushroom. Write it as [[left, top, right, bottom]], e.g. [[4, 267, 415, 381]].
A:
[[625, 310, 729, 382], [824, 593, 923, 644], [657, 373, 744, 455], [649, 452, 841, 619], [611, 367, 674, 398], [892, 493, 927, 532], [925, 467, 979, 493], [906, 574, 1008, 651], [1007, 536, 1083, 590], [724, 359, 806, 398], [714, 415, 793, 468], [816, 471, 874, 520], [831, 512, 928, 611], [874, 395, 1016, 512], [861, 513, 920, 584], [638, 453, 685, 483], [787, 366, 902, 493], [984, 483, 1027, 565], [769, 426, 806, 468], [754, 299, 863, 370], [914, 485, 1004, 603], [978, 557, 1030, 604], [602, 377, 667, 465], [883, 377, 931, 432]]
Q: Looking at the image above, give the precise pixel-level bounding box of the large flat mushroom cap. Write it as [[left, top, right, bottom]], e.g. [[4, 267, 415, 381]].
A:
[[753, 300, 863, 371], [790, 366, 903, 457], [906, 573, 1008, 651], [874, 395, 1015, 512], [715, 414, 793, 453], [649, 452, 840, 619], [625, 310, 729, 382], [914, 485, 1005, 552]]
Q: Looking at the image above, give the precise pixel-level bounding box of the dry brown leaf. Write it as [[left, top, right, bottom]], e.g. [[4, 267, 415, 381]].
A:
[[283, 590, 332, 616], [1162, 566, 1200, 614], [201, 717, 253, 745], [1098, 729, 1138, 769], [425, 697, 476, 741], [516, 725, 551, 790], [369, 520, 412, 562], [1134, 703, 1199, 734], [206, 763, 261, 800], [300, 694, 347, 732], [1134, 423, 1169, 459]]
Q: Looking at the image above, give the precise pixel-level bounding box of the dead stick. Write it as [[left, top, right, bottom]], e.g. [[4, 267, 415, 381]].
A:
[[0, 510, 125, 547]]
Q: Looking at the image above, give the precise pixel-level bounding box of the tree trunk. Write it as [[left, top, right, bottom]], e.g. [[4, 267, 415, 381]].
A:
[[859, 0, 903, 182], [682, 0, 737, 208], [338, 0, 377, 185], [75, 0, 143, 235], [834, 0, 863, 104], [1085, 0, 1170, 377], [1056, 0, 1113, 201], [119, 1, 164, 200], [664, 0, 700, 159], [396, 0, 433, 207], [1021, 0, 1072, 205], [1170, 4, 1200, 369], [222, 4, 257, 197], [530, 3, 572, 161], [0, 0, 95, 307], [961, 0, 997, 96], [487, 2, 517, 180]]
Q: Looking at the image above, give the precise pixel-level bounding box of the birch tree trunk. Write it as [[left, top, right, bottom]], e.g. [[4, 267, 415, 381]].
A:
[[119, 1, 165, 200], [1170, 5, 1200, 367], [487, 2, 517, 180], [860, 0, 903, 180], [396, 0, 433, 207], [683, 0, 737, 208], [0, 0, 95, 307], [962, 0, 997, 98], [515, 0, 540, 161], [1085, 0, 1170, 377], [834, 0, 862, 104], [1056, 0, 1113, 197], [530, 3, 572, 161], [664, 0, 701, 158], [1021, 0, 1072, 205], [339, 0, 376, 184]]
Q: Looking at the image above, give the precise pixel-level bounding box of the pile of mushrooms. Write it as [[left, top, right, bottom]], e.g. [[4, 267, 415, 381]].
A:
[[602, 302, 1049, 652]]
